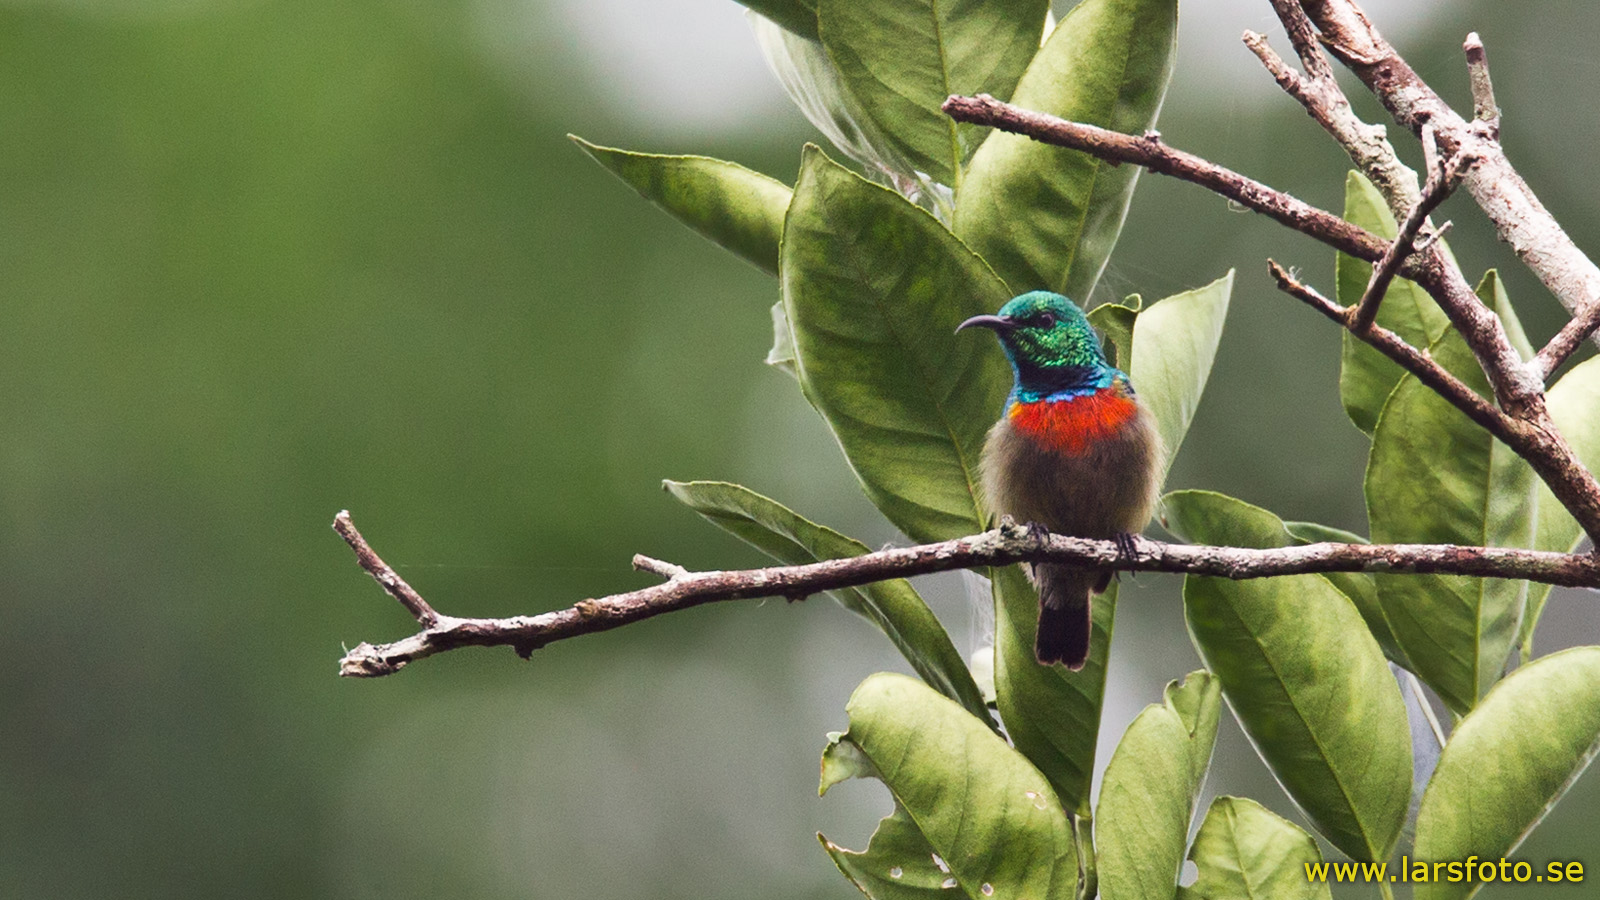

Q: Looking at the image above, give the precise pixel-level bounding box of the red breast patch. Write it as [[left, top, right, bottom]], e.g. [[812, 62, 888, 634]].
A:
[[1009, 389, 1139, 456]]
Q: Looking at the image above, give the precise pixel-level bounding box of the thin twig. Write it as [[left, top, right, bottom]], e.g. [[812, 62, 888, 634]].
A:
[[1269, 261, 1512, 439], [1246, 9, 1420, 210], [1534, 304, 1600, 381], [1268, 0, 1334, 80], [333, 510, 439, 628], [336, 515, 1600, 677], [941, 94, 1393, 265], [1463, 32, 1499, 127], [1352, 151, 1475, 333]]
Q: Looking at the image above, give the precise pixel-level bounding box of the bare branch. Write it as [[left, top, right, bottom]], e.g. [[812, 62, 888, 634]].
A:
[[1352, 151, 1475, 333], [1534, 304, 1600, 382], [1244, 22, 1419, 210], [337, 515, 1600, 677], [1268, 261, 1513, 440], [1303, 0, 1600, 351], [333, 510, 439, 628], [941, 94, 1393, 264], [1266, 0, 1334, 80], [1463, 32, 1499, 126]]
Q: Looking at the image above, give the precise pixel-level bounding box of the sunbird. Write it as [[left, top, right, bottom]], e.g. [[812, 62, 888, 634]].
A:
[[958, 291, 1163, 669]]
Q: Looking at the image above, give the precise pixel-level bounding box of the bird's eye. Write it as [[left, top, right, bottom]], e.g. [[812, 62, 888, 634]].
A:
[[1035, 312, 1057, 327]]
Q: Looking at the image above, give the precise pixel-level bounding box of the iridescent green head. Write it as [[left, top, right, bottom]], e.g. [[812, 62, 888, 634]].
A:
[[957, 291, 1114, 395]]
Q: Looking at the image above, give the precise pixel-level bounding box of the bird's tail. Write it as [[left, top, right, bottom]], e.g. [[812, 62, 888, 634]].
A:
[[1034, 564, 1105, 670]]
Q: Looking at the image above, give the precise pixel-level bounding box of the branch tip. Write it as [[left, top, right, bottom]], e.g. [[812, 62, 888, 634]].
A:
[[1463, 32, 1499, 125], [633, 554, 690, 580], [334, 510, 440, 628]]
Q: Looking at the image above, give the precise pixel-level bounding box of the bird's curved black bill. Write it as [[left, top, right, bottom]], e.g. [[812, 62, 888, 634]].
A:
[[955, 314, 1015, 335]]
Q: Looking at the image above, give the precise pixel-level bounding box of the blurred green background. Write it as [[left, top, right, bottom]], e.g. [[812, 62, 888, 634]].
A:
[[2, 0, 1595, 896]]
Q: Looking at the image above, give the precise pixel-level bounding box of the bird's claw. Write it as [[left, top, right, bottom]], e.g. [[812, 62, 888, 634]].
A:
[[1114, 531, 1139, 570]]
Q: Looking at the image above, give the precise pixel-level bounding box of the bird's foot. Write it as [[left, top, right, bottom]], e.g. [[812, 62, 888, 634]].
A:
[[1114, 531, 1139, 561], [1025, 521, 1052, 542]]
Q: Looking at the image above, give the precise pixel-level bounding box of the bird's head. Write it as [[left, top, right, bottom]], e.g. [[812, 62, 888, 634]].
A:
[[957, 291, 1112, 394]]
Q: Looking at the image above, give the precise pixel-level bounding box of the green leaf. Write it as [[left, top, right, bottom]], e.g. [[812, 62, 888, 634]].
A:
[[817, 0, 1049, 187], [820, 673, 1079, 900], [991, 564, 1117, 816], [735, 0, 818, 41], [1521, 355, 1600, 654], [1366, 321, 1536, 715], [1165, 491, 1407, 667], [1128, 272, 1233, 477], [1087, 300, 1136, 370], [781, 146, 1012, 543], [1177, 797, 1332, 900], [1336, 170, 1451, 435], [1174, 491, 1411, 862], [1414, 647, 1600, 900], [570, 136, 791, 276], [954, 0, 1177, 300], [1097, 671, 1221, 900], [663, 480, 990, 723]]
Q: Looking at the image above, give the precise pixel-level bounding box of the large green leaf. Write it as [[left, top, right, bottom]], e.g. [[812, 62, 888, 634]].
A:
[[820, 673, 1079, 900], [781, 146, 1012, 544], [1165, 490, 1407, 667], [1414, 647, 1600, 900], [954, 0, 1177, 300], [1175, 492, 1411, 862], [570, 136, 791, 276], [1096, 671, 1221, 900], [991, 564, 1117, 816], [1520, 354, 1600, 655], [663, 480, 991, 723], [818, 0, 1049, 187], [1336, 170, 1451, 436], [1128, 273, 1233, 477], [1176, 797, 1332, 900], [735, 0, 818, 40], [1366, 294, 1536, 716]]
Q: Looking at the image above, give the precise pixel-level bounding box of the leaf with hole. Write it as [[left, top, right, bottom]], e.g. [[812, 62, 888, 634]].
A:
[[1097, 670, 1221, 900]]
